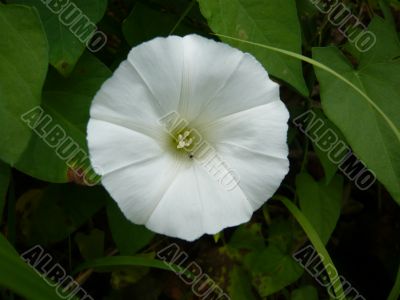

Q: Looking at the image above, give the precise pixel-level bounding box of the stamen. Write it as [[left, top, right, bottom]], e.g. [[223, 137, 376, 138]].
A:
[[176, 130, 194, 149]]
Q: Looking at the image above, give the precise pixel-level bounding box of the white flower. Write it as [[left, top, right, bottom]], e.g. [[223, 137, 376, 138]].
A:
[[87, 34, 289, 241]]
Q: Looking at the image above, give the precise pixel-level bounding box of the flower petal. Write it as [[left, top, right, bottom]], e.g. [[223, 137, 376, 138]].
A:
[[87, 119, 166, 175], [179, 35, 279, 124], [146, 163, 253, 241], [126, 36, 185, 115], [90, 61, 164, 140], [101, 153, 183, 225], [205, 101, 290, 209]]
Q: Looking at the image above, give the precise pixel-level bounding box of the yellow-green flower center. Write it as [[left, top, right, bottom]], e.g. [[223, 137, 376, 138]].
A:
[[164, 124, 206, 160], [177, 130, 194, 149]]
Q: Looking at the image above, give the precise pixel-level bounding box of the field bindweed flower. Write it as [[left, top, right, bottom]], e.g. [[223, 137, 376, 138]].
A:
[[87, 34, 289, 241]]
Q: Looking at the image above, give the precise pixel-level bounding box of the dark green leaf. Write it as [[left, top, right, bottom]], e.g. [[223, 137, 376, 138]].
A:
[[228, 223, 264, 252], [291, 285, 319, 300], [15, 53, 111, 183], [107, 200, 154, 255], [313, 17, 400, 205], [198, 0, 309, 95], [310, 109, 346, 184], [0, 234, 60, 300], [18, 184, 108, 245], [267, 218, 302, 253], [75, 228, 105, 260], [296, 172, 343, 245], [228, 266, 257, 300], [73, 255, 186, 275], [10, 0, 107, 75], [0, 4, 48, 165], [111, 266, 150, 289], [244, 245, 304, 297], [122, 2, 194, 46], [0, 161, 11, 221]]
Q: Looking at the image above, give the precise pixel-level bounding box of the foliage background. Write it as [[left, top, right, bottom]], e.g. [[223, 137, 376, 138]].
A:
[[0, 0, 399, 299]]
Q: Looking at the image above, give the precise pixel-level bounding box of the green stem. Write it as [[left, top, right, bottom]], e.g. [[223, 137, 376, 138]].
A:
[[388, 262, 400, 300], [169, 0, 196, 35], [73, 256, 195, 279], [213, 34, 400, 146], [275, 195, 345, 299]]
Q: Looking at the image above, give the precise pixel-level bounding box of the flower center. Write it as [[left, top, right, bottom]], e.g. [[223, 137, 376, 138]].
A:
[[167, 126, 203, 160], [176, 130, 194, 149], [158, 113, 206, 160]]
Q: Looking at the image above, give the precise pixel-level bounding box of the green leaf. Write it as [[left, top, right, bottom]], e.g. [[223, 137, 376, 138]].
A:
[[0, 4, 48, 165], [15, 53, 111, 183], [111, 265, 150, 289], [18, 184, 108, 245], [291, 285, 319, 300], [107, 200, 154, 255], [277, 196, 345, 298], [388, 262, 400, 300], [10, 0, 107, 75], [122, 2, 194, 46], [0, 234, 60, 300], [75, 228, 105, 260], [312, 17, 400, 205], [73, 256, 187, 275], [228, 220, 303, 297], [309, 109, 346, 184], [267, 218, 302, 253], [296, 172, 343, 245], [198, 0, 308, 95], [244, 245, 304, 297], [228, 266, 257, 300], [0, 161, 11, 221], [228, 223, 264, 252]]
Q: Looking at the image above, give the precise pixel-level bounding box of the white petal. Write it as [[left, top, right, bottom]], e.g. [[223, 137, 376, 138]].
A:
[[101, 153, 183, 224], [90, 36, 187, 139], [90, 61, 164, 140], [205, 101, 290, 209], [178, 35, 279, 123], [126, 36, 184, 115], [146, 163, 253, 241], [87, 119, 165, 175]]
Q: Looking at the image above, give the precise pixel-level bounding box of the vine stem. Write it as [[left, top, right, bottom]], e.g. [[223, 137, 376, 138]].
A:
[[212, 33, 400, 145], [274, 195, 345, 299], [169, 0, 196, 35]]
